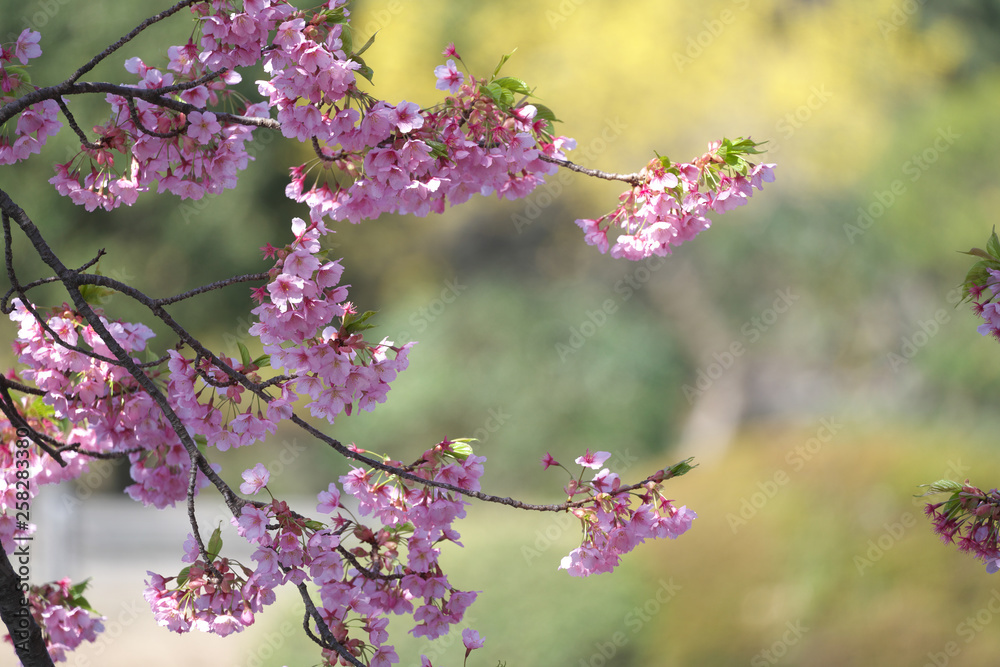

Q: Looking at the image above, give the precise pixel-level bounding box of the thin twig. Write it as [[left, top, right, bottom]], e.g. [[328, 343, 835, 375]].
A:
[[66, 0, 206, 84], [127, 96, 186, 139], [539, 153, 644, 187], [55, 98, 102, 150]]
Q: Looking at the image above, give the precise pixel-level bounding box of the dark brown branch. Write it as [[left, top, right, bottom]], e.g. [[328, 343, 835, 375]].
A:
[[0, 189, 244, 518], [0, 378, 65, 464], [0, 377, 45, 398], [1, 81, 280, 132], [336, 546, 406, 582], [0, 550, 55, 667], [155, 272, 270, 306], [294, 581, 365, 667], [126, 96, 186, 139], [54, 98, 101, 150]]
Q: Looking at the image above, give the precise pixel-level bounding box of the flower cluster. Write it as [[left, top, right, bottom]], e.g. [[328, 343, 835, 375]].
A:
[[1, 578, 105, 662], [248, 216, 414, 424], [542, 451, 697, 577], [8, 300, 217, 509], [280, 46, 574, 226], [48, 54, 264, 211], [923, 479, 1000, 573], [576, 138, 775, 260], [0, 30, 62, 165], [146, 440, 483, 667], [958, 230, 1000, 340]]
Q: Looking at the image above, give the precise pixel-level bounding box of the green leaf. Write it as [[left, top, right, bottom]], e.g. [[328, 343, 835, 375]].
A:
[[176, 566, 191, 588], [961, 248, 995, 260], [664, 457, 698, 479], [304, 520, 327, 531], [492, 50, 517, 79], [206, 525, 223, 561], [74, 595, 98, 613], [926, 479, 964, 494], [353, 57, 375, 84], [494, 76, 531, 95], [237, 342, 253, 369], [343, 309, 378, 334], [532, 103, 560, 123], [340, 24, 353, 57], [77, 283, 115, 305], [354, 30, 378, 58], [480, 83, 500, 103], [448, 439, 474, 460], [69, 578, 92, 597], [252, 353, 271, 368], [425, 139, 450, 159], [320, 7, 347, 24], [987, 228, 1000, 259]]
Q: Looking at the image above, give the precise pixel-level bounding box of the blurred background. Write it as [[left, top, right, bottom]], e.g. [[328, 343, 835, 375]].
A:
[[5, 0, 1000, 665]]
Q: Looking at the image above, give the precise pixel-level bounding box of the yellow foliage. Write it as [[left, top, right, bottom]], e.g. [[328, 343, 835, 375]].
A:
[[352, 0, 965, 193]]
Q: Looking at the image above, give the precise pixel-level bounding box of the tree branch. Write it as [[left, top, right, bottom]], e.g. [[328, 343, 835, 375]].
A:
[[0, 549, 54, 667], [66, 0, 207, 84], [539, 153, 643, 187]]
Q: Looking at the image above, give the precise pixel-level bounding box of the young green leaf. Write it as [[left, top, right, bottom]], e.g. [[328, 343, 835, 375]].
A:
[[492, 50, 516, 79], [494, 76, 531, 95], [987, 228, 1000, 259], [206, 525, 224, 560], [354, 30, 378, 58], [237, 342, 254, 369]]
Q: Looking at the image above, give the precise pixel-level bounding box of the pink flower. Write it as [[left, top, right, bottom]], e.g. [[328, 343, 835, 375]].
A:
[[540, 453, 559, 469], [240, 463, 270, 495], [434, 59, 464, 95], [575, 449, 611, 470], [462, 628, 485, 651], [316, 482, 341, 513], [370, 645, 399, 667], [392, 100, 424, 134], [236, 505, 270, 542], [14, 29, 42, 64], [186, 111, 222, 144]]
